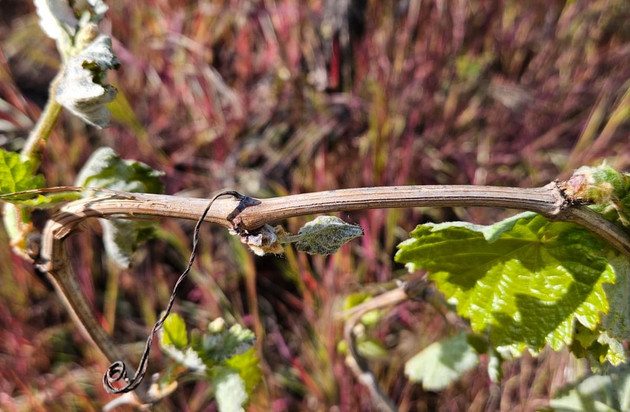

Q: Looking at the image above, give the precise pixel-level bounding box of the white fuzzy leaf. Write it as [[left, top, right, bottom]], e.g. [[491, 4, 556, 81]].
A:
[[34, 0, 77, 41], [56, 35, 120, 128], [87, 0, 109, 19], [214, 371, 248, 412]]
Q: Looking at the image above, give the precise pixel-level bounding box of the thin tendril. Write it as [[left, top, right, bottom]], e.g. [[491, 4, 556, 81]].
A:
[[103, 191, 246, 394]]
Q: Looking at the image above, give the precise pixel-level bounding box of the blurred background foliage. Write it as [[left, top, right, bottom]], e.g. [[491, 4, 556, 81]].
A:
[[1, 0, 630, 410]]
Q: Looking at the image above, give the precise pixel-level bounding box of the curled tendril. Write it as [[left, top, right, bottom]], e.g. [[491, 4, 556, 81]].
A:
[[103, 190, 256, 394], [103, 360, 132, 393]]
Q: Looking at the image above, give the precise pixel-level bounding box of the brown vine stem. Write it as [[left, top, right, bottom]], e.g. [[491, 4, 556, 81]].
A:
[[37, 182, 630, 406]]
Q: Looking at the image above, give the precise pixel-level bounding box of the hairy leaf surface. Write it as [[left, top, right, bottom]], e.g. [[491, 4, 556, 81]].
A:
[[191, 320, 256, 365], [214, 369, 248, 412], [285, 215, 363, 255], [56, 35, 120, 128]]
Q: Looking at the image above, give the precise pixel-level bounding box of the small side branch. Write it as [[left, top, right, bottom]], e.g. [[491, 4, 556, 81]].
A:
[[342, 285, 409, 412]]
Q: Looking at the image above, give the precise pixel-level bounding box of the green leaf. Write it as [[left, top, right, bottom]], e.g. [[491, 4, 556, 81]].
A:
[[0, 149, 45, 244], [225, 348, 262, 394], [56, 35, 120, 128], [76, 147, 163, 267], [213, 369, 248, 412], [405, 332, 479, 391], [0, 149, 44, 195], [161, 313, 188, 349], [395, 212, 620, 360], [283, 216, 363, 255], [191, 320, 256, 365], [570, 325, 625, 367], [551, 363, 630, 412]]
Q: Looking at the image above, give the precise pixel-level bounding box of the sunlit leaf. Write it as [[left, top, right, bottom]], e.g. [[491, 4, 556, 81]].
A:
[[0, 149, 45, 244], [396, 212, 621, 362], [225, 348, 262, 394], [161, 313, 188, 350], [0, 149, 45, 195], [405, 332, 479, 391]]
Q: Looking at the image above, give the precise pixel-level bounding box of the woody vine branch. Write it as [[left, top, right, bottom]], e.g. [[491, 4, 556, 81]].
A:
[[34, 181, 630, 405]]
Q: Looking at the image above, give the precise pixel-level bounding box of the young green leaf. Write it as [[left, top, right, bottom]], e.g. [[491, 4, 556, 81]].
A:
[[395, 212, 621, 362], [225, 348, 262, 394], [191, 321, 256, 365], [0, 149, 46, 245], [159, 318, 261, 408], [76, 147, 164, 267], [0, 149, 45, 194], [56, 35, 120, 128], [405, 332, 479, 391], [161, 313, 189, 350], [282, 215, 363, 255]]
